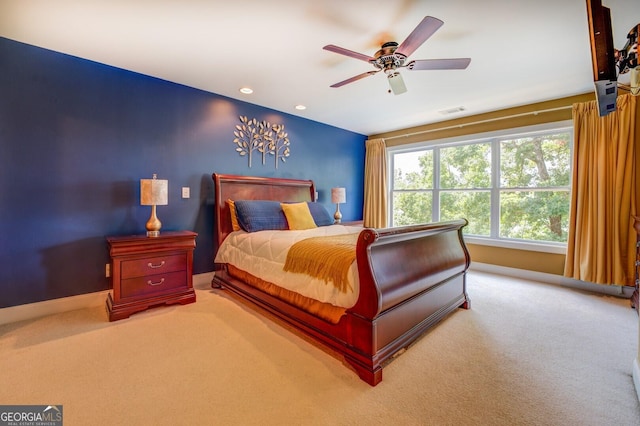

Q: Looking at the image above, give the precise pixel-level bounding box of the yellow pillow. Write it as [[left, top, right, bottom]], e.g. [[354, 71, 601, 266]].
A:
[[281, 202, 317, 230], [226, 199, 241, 231]]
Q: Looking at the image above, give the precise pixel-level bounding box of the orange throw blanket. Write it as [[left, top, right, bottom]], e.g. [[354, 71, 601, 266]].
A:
[[283, 233, 358, 293]]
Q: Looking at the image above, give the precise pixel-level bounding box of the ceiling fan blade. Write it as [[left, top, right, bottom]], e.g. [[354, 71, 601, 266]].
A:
[[395, 16, 444, 58], [330, 70, 380, 88], [323, 44, 375, 62], [387, 71, 407, 95], [407, 58, 471, 70]]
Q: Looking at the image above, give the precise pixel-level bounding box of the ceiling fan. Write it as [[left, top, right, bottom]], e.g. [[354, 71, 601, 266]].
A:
[[323, 16, 471, 95]]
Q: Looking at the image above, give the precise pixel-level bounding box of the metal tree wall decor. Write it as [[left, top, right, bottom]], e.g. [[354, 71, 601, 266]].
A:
[[233, 116, 291, 169]]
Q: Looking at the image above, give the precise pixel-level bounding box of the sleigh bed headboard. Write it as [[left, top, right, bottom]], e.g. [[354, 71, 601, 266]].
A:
[[211, 173, 316, 250]]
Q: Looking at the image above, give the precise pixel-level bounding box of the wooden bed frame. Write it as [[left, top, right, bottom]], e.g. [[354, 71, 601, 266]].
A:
[[211, 173, 471, 386]]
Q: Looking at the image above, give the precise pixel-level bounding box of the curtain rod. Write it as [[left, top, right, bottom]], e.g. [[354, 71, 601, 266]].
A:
[[382, 105, 573, 141]]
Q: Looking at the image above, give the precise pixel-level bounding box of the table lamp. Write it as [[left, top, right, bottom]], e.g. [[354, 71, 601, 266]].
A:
[[140, 174, 168, 237], [331, 187, 346, 224]]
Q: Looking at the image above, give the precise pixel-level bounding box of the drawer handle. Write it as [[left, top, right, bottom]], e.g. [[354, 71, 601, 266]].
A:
[[148, 261, 166, 269], [147, 278, 165, 286]]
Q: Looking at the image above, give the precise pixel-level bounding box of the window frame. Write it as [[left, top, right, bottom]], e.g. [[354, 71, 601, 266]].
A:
[[387, 121, 573, 254]]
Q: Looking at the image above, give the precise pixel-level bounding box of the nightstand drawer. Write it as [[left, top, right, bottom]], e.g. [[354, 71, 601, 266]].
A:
[[121, 254, 186, 279], [120, 271, 187, 299]]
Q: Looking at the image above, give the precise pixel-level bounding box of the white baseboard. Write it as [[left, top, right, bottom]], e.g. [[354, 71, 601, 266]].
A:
[[0, 272, 216, 326], [634, 357, 640, 404], [469, 262, 634, 298], [0, 290, 111, 326]]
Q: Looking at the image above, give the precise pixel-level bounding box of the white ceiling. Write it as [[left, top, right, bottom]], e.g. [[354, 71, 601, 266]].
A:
[[1, 0, 638, 136]]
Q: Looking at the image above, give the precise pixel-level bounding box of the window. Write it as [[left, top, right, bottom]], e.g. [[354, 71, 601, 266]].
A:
[[389, 123, 572, 249]]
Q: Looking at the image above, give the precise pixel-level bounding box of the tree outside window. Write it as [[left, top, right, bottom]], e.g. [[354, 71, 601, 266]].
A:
[[390, 128, 572, 244]]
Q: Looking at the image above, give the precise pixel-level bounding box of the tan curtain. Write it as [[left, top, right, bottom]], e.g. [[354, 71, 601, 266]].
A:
[[363, 138, 388, 228], [564, 94, 638, 286]]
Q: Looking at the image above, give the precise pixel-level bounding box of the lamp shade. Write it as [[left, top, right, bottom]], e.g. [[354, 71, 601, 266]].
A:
[[140, 174, 168, 206], [331, 187, 346, 204]]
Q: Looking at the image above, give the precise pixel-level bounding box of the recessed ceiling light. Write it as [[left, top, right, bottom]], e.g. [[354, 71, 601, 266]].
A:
[[295, 104, 306, 110], [239, 87, 253, 94]]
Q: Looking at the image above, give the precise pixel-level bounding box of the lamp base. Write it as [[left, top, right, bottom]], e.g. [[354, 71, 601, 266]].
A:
[[334, 204, 342, 224], [145, 205, 162, 237]]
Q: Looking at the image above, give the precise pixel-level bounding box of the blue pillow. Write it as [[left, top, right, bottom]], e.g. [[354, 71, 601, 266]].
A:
[[234, 200, 289, 232], [307, 202, 334, 226]]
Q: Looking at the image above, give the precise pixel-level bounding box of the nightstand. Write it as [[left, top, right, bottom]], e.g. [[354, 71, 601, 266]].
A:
[[106, 231, 197, 321]]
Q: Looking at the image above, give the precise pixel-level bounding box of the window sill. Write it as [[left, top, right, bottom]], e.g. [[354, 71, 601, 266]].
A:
[[464, 236, 566, 255]]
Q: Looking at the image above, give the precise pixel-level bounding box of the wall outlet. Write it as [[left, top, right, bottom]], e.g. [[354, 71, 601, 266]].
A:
[[105, 263, 111, 278], [182, 187, 190, 199]]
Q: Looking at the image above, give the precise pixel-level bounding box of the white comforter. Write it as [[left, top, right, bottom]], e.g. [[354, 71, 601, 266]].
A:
[[214, 225, 362, 308]]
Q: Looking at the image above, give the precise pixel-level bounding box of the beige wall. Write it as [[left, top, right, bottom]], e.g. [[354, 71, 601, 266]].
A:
[[466, 244, 565, 275], [372, 94, 594, 148]]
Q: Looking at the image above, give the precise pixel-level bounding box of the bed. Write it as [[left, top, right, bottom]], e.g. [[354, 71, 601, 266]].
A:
[[211, 173, 470, 386]]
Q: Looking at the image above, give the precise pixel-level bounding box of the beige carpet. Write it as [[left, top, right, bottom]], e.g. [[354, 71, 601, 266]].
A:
[[0, 271, 638, 426]]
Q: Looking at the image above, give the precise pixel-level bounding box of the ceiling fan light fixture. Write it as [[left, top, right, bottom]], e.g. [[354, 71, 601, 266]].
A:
[[387, 71, 407, 95]]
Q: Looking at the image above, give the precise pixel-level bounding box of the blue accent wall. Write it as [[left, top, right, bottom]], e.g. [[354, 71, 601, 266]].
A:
[[0, 37, 366, 308]]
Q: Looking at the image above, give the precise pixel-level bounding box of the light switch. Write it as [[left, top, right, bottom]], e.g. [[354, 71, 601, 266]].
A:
[[182, 187, 190, 199]]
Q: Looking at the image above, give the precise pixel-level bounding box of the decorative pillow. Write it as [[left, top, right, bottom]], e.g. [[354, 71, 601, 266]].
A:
[[307, 202, 334, 226], [226, 199, 241, 232], [281, 202, 317, 230], [234, 200, 289, 232]]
